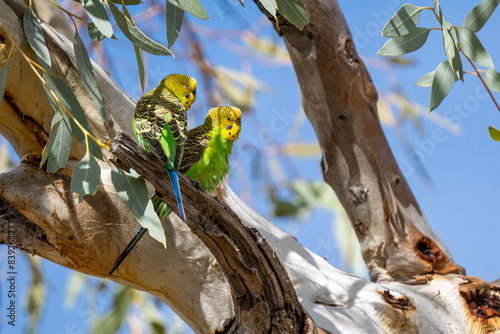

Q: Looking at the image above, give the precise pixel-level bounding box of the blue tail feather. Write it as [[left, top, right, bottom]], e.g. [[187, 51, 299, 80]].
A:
[[109, 227, 148, 275], [167, 168, 186, 222]]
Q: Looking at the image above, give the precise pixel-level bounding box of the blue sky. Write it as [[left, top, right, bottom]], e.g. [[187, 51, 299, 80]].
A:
[[1, 0, 499, 333]]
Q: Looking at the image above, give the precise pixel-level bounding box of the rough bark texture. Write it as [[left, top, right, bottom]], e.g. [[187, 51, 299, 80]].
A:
[[0, 0, 499, 333]]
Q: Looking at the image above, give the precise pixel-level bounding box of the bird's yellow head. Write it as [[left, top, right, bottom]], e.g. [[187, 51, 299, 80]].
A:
[[161, 74, 197, 111], [209, 106, 242, 142]]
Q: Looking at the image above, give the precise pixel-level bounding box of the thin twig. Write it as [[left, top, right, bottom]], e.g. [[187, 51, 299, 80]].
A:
[[463, 53, 500, 112]]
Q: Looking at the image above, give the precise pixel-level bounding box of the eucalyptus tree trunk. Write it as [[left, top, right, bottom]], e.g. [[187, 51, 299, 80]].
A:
[[0, 0, 498, 333]]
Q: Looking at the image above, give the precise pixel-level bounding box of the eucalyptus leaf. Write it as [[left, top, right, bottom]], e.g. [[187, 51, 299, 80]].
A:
[[443, 26, 463, 80], [108, 1, 173, 56], [259, 0, 277, 19], [71, 152, 101, 203], [74, 30, 108, 125], [416, 70, 435, 87], [276, 0, 310, 30], [176, 0, 209, 20], [455, 25, 493, 68], [73, 0, 143, 4], [382, 4, 422, 37], [438, 10, 460, 76], [166, 0, 185, 48], [483, 68, 500, 93], [23, 8, 52, 73], [429, 60, 455, 111], [110, 0, 142, 5], [88, 23, 107, 41], [82, 0, 114, 38], [0, 61, 8, 104], [90, 286, 134, 334], [44, 73, 103, 159], [488, 125, 500, 141], [377, 27, 430, 56], [134, 46, 145, 93], [42, 116, 72, 173], [111, 165, 167, 248], [464, 0, 500, 32], [450, 28, 464, 81], [42, 84, 63, 126]]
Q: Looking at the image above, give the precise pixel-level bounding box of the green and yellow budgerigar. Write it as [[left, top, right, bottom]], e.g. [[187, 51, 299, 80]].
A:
[[108, 74, 196, 275], [133, 73, 196, 222], [179, 105, 242, 191], [109, 106, 242, 275]]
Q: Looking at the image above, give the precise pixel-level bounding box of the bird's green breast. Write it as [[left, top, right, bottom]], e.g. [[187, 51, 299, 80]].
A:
[[184, 127, 233, 193]]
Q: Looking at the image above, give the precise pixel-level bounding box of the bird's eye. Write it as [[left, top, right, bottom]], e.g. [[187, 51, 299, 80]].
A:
[[185, 85, 189, 88], [185, 94, 191, 99], [226, 117, 231, 121]]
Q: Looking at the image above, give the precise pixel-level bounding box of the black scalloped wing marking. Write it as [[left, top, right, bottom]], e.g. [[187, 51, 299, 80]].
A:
[[179, 125, 211, 174], [134, 94, 183, 166]]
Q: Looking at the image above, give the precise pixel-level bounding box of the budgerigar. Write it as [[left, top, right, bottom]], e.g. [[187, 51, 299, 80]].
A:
[[134, 73, 196, 220], [109, 106, 242, 275], [109, 74, 196, 275]]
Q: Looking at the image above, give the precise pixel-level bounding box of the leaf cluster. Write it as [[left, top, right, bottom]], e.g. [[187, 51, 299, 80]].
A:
[[377, 0, 500, 140]]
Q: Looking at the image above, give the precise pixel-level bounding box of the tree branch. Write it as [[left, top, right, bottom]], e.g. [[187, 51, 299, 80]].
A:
[[109, 132, 315, 333], [255, 0, 464, 283]]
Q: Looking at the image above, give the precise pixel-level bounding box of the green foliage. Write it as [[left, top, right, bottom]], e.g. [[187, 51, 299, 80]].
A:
[[464, 0, 500, 32], [71, 152, 101, 203], [276, 0, 310, 30], [259, 0, 278, 20], [270, 180, 336, 219], [82, 0, 114, 39], [256, 0, 310, 29], [0, 61, 8, 104], [381, 4, 423, 37], [377, 27, 430, 56], [380, 0, 500, 138], [41, 116, 72, 173], [43, 73, 103, 159], [176, 0, 209, 20], [416, 70, 435, 87], [269, 180, 366, 276], [25, 257, 44, 334], [111, 165, 167, 248], [88, 22, 107, 41], [483, 68, 500, 93], [488, 125, 500, 141], [74, 30, 108, 125], [90, 286, 134, 334], [455, 26, 493, 68], [134, 45, 146, 93], [108, 1, 173, 56], [23, 8, 52, 73], [441, 22, 463, 80], [429, 61, 456, 111], [166, 0, 185, 48]]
